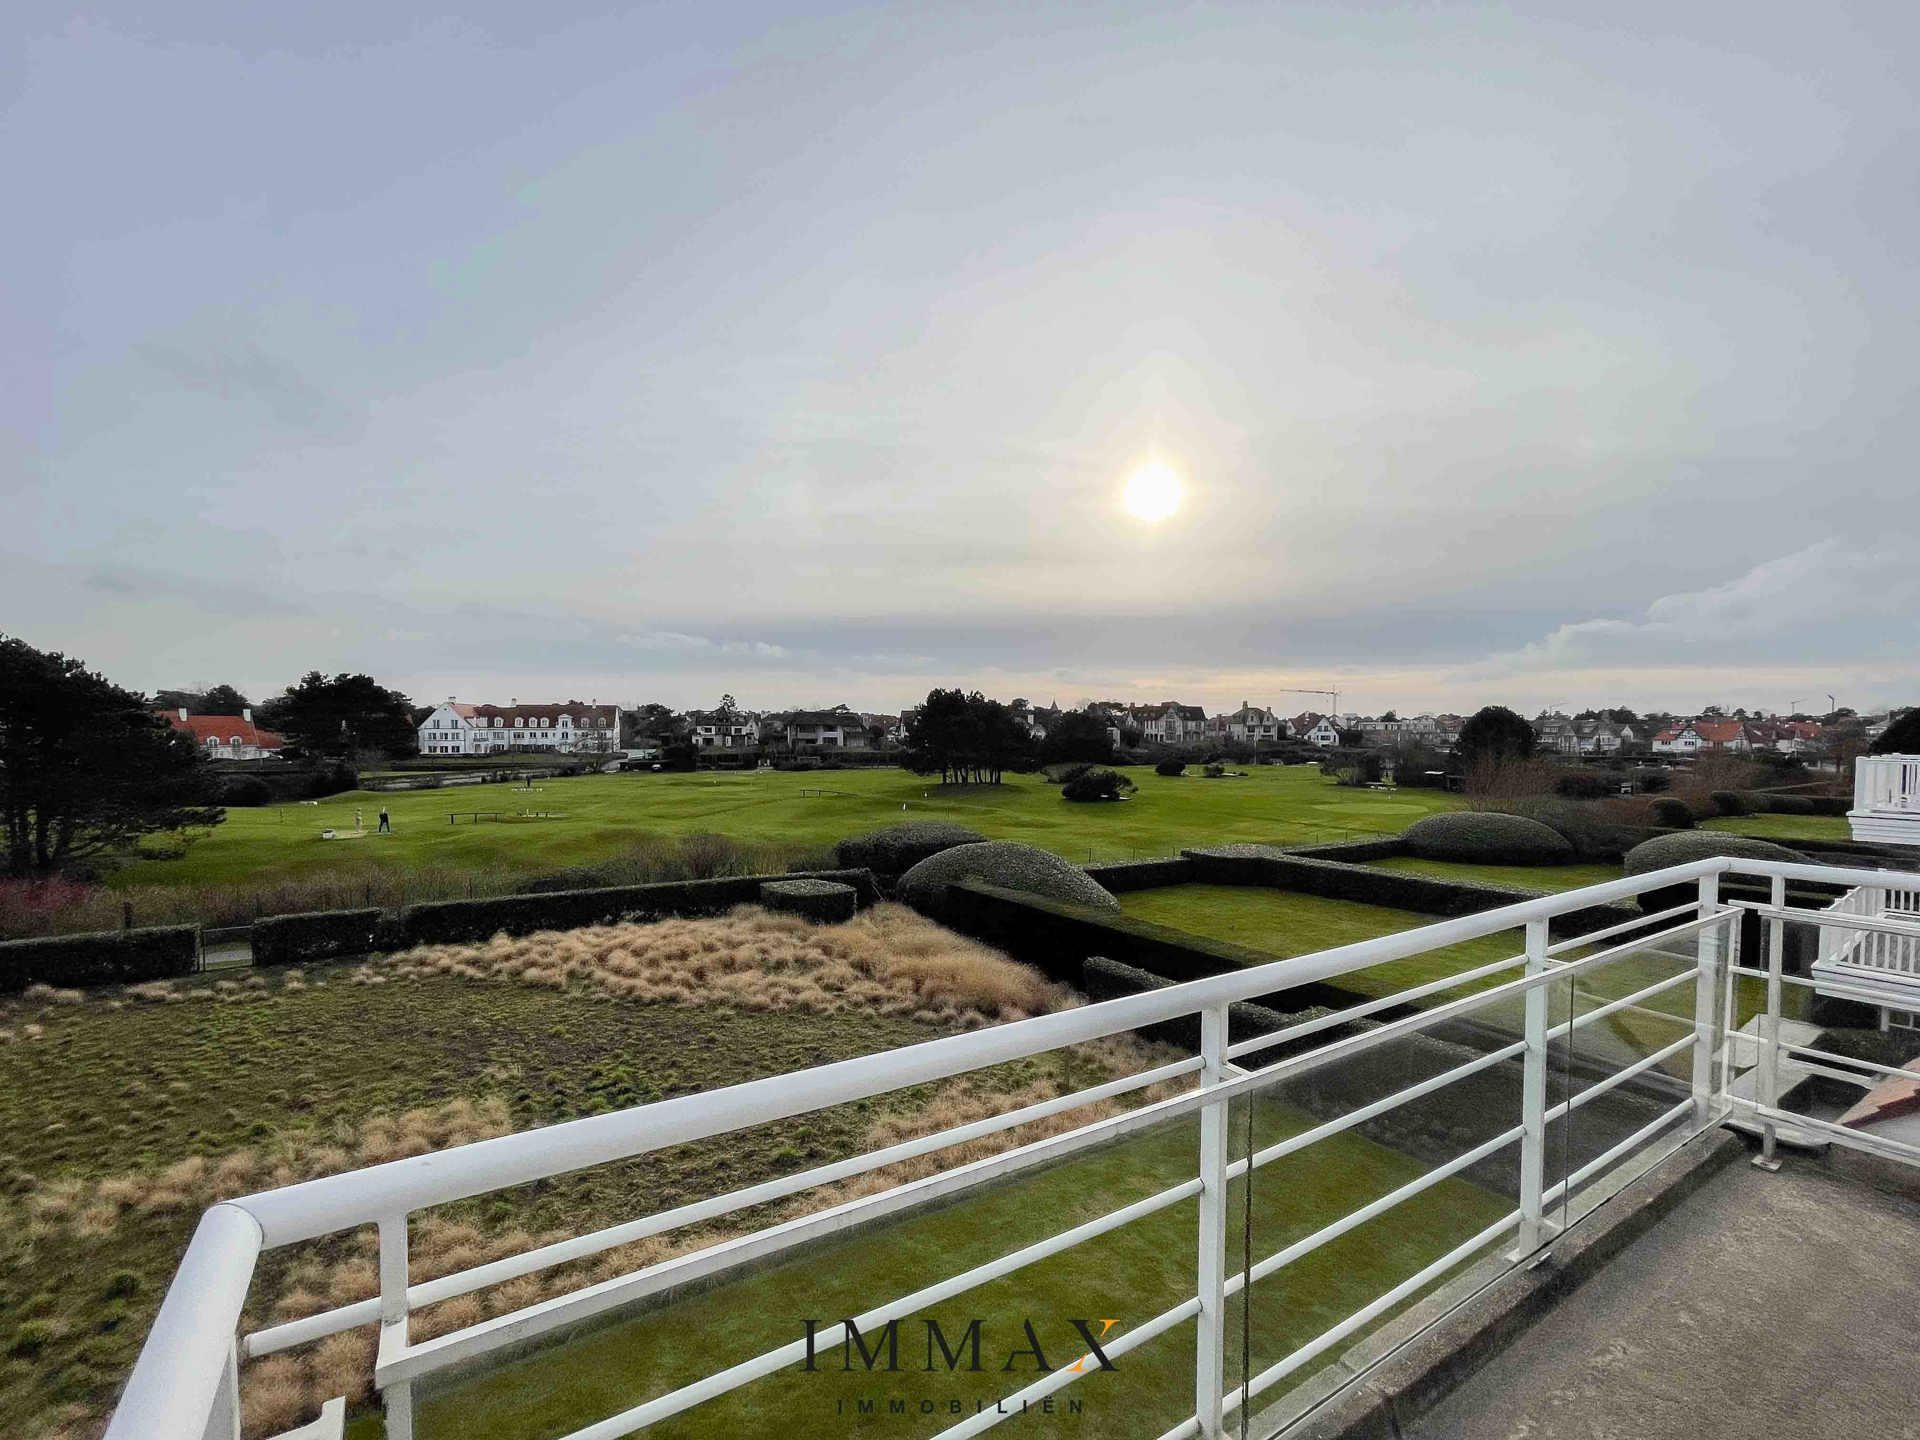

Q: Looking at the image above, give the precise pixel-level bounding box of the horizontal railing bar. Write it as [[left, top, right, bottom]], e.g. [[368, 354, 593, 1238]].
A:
[[1778, 1042, 1920, 1084], [929, 1296, 1205, 1440], [1545, 1035, 1696, 1126], [232, 859, 1738, 1245], [550, 1179, 1204, 1440], [1728, 964, 1823, 990], [1728, 858, 1920, 891], [1544, 1096, 1698, 1205], [1226, 951, 1526, 1062], [1150, 1418, 1204, 1440], [1225, 1210, 1522, 1414], [1786, 1061, 1882, 1091], [1744, 1104, 1920, 1165], [1228, 1127, 1523, 1296], [1735, 903, 1920, 940], [1227, 1042, 1527, 1183], [246, 1052, 1203, 1359], [1543, 898, 1701, 957]]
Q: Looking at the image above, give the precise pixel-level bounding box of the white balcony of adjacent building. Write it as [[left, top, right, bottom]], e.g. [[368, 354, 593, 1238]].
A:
[[1850, 754, 1920, 847]]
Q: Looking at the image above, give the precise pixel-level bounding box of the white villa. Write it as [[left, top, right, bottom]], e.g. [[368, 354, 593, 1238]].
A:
[[1211, 702, 1287, 745], [417, 700, 619, 755], [161, 708, 285, 760]]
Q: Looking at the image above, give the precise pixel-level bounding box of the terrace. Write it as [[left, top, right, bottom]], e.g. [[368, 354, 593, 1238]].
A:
[[1849, 753, 1920, 847], [104, 856, 1920, 1440]]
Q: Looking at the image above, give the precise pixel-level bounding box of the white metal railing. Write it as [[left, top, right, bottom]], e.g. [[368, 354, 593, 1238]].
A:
[[1854, 754, 1920, 815], [1811, 877, 1920, 992], [105, 858, 1914, 1440]]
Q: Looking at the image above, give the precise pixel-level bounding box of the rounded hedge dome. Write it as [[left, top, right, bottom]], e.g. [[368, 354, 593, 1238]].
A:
[[833, 821, 986, 878], [1623, 831, 1806, 876], [897, 841, 1120, 920], [1401, 812, 1574, 866]]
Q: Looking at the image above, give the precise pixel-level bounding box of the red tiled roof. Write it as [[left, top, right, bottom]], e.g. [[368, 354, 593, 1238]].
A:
[[162, 714, 285, 749], [1691, 719, 1747, 744]]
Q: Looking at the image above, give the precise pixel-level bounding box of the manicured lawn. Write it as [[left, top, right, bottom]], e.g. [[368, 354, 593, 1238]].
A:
[[1365, 855, 1626, 893], [1700, 813, 1852, 843], [115, 767, 1462, 893], [356, 1102, 1507, 1440], [1117, 884, 1530, 1002]]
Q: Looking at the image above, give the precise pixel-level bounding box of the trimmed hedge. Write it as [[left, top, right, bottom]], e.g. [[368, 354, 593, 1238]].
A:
[[759, 879, 858, 923], [832, 822, 986, 879], [1061, 767, 1134, 802], [1400, 812, 1574, 865], [0, 926, 198, 992], [1496, 797, 1639, 861], [1709, 790, 1753, 817], [1154, 759, 1187, 777], [397, 869, 878, 946], [899, 843, 1119, 923], [1081, 954, 1346, 1055], [1082, 857, 1197, 893], [1648, 797, 1696, 829], [252, 908, 382, 966], [1623, 832, 1807, 914]]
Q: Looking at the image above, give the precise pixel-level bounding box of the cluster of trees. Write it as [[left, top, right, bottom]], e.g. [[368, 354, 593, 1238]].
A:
[[254, 671, 417, 759], [902, 689, 1036, 785], [1, 637, 224, 877]]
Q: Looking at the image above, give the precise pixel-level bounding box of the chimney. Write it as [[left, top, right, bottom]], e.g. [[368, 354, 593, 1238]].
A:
[[242, 708, 252, 723], [178, 707, 189, 721]]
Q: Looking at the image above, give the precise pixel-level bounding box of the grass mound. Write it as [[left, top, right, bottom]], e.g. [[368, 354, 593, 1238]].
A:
[[384, 902, 1073, 1027], [1402, 812, 1573, 865], [897, 841, 1121, 921], [831, 821, 986, 878]]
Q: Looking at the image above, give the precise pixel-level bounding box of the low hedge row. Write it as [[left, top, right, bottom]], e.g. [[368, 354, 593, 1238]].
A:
[[1082, 857, 1197, 893], [1081, 954, 1347, 1055], [831, 822, 985, 879], [0, 926, 198, 992], [1282, 837, 1408, 863], [396, 868, 879, 946], [252, 908, 384, 966]]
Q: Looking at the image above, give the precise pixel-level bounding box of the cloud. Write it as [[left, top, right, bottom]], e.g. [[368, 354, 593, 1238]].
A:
[[1461, 540, 1920, 679], [616, 630, 792, 660], [135, 340, 358, 436]]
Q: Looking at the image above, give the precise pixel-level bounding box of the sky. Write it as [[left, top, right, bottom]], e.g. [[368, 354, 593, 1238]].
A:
[[6, 2, 1917, 719]]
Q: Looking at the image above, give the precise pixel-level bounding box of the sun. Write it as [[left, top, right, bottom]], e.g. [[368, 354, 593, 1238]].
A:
[[1122, 462, 1183, 523]]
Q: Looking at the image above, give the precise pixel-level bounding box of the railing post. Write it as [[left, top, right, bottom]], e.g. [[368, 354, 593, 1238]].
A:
[[1513, 917, 1551, 1256], [1194, 1004, 1230, 1437], [379, 1213, 415, 1440], [200, 1338, 240, 1440], [1754, 874, 1787, 1171], [1691, 873, 1724, 1126]]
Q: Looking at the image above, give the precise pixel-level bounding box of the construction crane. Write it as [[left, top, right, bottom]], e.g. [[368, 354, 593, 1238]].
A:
[[1276, 686, 1341, 720]]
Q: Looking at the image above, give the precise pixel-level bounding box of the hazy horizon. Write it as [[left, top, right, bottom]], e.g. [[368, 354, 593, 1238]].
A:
[[8, 4, 1918, 718]]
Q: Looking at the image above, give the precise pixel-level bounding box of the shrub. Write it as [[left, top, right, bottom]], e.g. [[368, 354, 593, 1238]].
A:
[[1203, 762, 1227, 779], [1043, 762, 1094, 784], [1061, 768, 1134, 802], [1631, 768, 1672, 793], [219, 775, 275, 807], [1622, 832, 1807, 911], [1553, 771, 1613, 800], [1496, 797, 1637, 861], [252, 908, 382, 966], [833, 822, 986, 879], [304, 761, 358, 799], [1709, 790, 1752, 817], [1400, 812, 1574, 865], [0, 926, 198, 992], [758, 879, 859, 923], [1154, 759, 1187, 778], [898, 841, 1120, 921], [1758, 793, 1816, 815], [1649, 797, 1696, 829]]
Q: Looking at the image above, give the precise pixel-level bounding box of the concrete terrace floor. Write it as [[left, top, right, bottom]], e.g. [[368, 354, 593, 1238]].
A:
[[1402, 1157, 1920, 1440]]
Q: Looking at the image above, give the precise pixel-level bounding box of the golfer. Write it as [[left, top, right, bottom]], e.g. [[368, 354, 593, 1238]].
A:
[[377, 806, 392, 833]]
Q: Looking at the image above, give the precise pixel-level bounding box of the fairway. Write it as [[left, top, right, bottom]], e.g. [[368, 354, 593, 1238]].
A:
[[115, 767, 1462, 893]]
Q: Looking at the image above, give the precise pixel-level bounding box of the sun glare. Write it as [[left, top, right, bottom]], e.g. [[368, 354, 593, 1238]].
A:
[[1122, 462, 1183, 523]]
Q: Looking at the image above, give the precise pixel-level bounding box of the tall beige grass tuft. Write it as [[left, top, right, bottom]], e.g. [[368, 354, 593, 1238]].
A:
[[381, 902, 1074, 1026]]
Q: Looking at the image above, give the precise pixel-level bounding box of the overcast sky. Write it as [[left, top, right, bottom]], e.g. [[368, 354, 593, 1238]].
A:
[[7, 2, 1916, 717]]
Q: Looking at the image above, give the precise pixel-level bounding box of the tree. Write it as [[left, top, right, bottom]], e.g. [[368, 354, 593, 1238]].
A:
[[0, 636, 224, 876], [255, 672, 418, 759], [1454, 706, 1537, 771], [200, 684, 249, 714], [1380, 709, 1399, 722], [903, 689, 1034, 785], [1038, 710, 1116, 766], [624, 703, 681, 747], [1872, 708, 1920, 755]]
